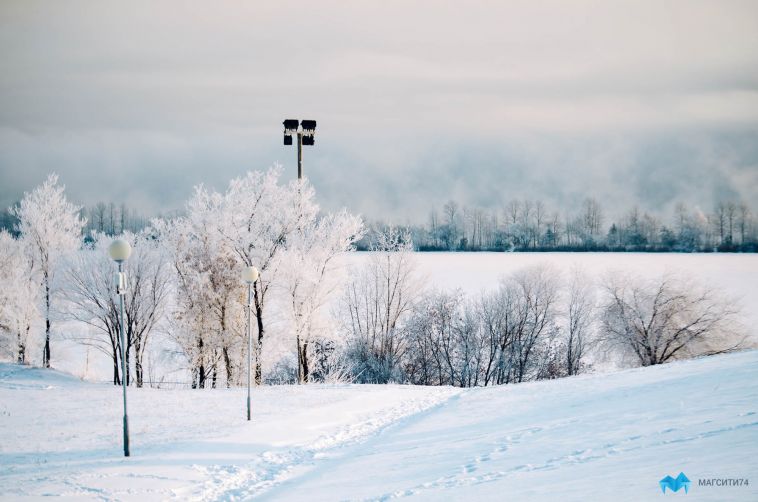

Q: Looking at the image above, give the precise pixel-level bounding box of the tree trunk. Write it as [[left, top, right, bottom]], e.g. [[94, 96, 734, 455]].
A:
[[134, 337, 144, 388], [199, 361, 206, 389], [302, 340, 309, 383], [566, 340, 574, 376], [135, 358, 143, 388], [296, 335, 301, 383], [197, 337, 205, 389], [223, 346, 233, 388], [43, 278, 51, 368], [125, 343, 131, 386], [110, 329, 119, 384], [17, 328, 26, 365], [297, 337, 310, 384], [113, 354, 120, 385], [253, 281, 264, 385]]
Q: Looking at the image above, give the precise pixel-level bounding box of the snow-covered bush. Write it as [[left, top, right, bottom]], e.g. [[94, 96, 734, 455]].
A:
[[339, 227, 419, 384], [342, 260, 597, 387], [599, 272, 745, 366]]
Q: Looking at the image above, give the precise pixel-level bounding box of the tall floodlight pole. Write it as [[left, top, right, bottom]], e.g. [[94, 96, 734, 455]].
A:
[[283, 119, 317, 180], [108, 239, 132, 457], [297, 131, 303, 179], [241, 265, 260, 421]]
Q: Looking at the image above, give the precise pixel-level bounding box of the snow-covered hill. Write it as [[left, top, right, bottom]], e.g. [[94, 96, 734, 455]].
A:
[[2, 351, 757, 501]]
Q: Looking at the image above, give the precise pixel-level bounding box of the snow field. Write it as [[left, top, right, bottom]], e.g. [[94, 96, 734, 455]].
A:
[[2, 350, 758, 501]]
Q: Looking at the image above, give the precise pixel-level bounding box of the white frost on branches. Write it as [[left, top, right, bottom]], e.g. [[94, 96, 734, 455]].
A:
[[157, 167, 364, 385], [11, 173, 85, 367], [60, 232, 171, 386], [282, 209, 365, 382], [0, 231, 42, 363]]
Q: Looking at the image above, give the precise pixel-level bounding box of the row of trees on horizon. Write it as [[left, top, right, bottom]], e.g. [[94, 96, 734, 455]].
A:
[[3, 195, 756, 254], [1, 201, 154, 238], [369, 198, 758, 253]]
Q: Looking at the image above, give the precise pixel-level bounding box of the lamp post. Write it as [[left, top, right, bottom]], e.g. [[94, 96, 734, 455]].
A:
[[283, 119, 317, 180], [241, 265, 259, 421], [108, 238, 132, 457]]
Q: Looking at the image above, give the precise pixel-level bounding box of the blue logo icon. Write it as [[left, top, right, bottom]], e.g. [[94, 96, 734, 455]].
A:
[[660, 472, 691, 494]]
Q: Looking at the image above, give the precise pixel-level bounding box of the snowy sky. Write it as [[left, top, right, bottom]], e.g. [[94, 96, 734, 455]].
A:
[[1, 1, 757, 222]]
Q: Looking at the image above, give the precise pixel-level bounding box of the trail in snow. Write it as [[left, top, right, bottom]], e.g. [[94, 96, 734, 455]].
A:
[[189, 388, 458, 501]]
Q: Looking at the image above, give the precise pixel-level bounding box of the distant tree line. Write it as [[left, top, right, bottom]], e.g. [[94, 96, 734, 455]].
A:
[[0, 201, 150, 238], [80, 202, 150, 237], [362, 198, 758, 253], [6, 195, 754, 253]]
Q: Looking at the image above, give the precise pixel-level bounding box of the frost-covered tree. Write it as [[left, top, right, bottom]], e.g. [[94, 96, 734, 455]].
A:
[[494, 265, 560, 383], [60, 235, 121, 383], [0, 231, 42, 364], [402, 265, 563, 387], [11, 174, 85, 367], [476, 287, 511, 385], [564, 267, 594, 375], [405, 290, 459, 386], [158, 168, 333, 386], [156, 190, 246, 388], [600, 272, 744, 366], [218, 167, 318, 384], [405, 289, 489, 387], [341, 227, 420, 383], [117, 232, 171, 386], [61, 232, 171, 386], [282, 209, 364, 383]]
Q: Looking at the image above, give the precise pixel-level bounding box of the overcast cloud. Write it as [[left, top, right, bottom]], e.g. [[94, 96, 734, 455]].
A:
[[1, 0, 757, 222]]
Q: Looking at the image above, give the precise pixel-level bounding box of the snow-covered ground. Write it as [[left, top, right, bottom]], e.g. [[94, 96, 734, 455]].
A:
[[2, 351, 757, 501]]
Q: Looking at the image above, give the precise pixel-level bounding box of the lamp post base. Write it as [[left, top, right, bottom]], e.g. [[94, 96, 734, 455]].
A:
[[123, 414, 130, 457]]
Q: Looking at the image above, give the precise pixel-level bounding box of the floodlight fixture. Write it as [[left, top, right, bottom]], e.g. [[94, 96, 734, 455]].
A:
[[283, 119, 299, 132], [282, 118, 317, 180]]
